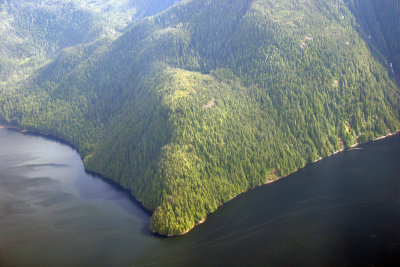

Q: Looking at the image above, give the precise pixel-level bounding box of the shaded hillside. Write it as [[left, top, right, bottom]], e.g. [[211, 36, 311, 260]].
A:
[[347, 0, 400, 81], [0, 0, 178, 84], [0, 0, 399, 236]]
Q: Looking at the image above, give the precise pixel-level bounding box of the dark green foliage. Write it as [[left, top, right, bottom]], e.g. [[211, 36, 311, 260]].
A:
[[347, 0, 400, 80], [0, 0, 399, 236], [0, 0, 179, 84]]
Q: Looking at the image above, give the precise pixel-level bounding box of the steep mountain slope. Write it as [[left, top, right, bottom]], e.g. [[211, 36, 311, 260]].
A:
[[0, 0, 178, 85], [347, 0, 400, 81], [0, 0, 399, 236]]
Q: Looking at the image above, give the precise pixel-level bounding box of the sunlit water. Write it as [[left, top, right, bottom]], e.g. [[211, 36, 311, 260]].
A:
[[1, 128, 399, 266]]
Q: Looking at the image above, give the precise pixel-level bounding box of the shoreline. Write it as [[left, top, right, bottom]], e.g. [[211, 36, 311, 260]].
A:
[[152, 218, 207, 237], [179, 129, 400, 237], [1, 122, 399, 237], [264, 130, 400, 188], [0, 122, 154, 218]]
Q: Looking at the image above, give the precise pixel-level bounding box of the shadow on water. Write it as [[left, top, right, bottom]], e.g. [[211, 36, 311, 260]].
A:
[[1, 127, 400, 266], [85, 169, 153, 217], [135, 133, 400, 266], [0, 125, 159, 228], [3, 126, 155, 219], [83, 170, 154, 237]]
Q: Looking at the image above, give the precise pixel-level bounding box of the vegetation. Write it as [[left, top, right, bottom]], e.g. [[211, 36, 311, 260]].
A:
[[0, 0, 178, 84], [347, 0, 400, 79], [0, 0, 399, 236]]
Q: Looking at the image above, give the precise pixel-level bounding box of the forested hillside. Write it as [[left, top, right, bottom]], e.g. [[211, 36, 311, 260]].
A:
[[0, 0, 399, 236], [347, 0, 400, 82], [0, 0, 178, 84]]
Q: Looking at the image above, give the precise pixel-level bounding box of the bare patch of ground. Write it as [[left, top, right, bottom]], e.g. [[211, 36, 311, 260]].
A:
[[202, 99, 215, 110], [333, 79, 339, 87]]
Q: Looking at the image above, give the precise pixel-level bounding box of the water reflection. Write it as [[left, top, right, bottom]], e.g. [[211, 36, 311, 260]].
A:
[[1, 127, 400, 266]]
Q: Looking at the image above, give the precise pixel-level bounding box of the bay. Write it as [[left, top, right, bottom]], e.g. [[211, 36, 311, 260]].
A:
[[0, 127, 399, 266]]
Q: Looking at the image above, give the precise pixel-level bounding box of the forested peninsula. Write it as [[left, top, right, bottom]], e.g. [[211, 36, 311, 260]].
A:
[[0, 0, 399, 236]]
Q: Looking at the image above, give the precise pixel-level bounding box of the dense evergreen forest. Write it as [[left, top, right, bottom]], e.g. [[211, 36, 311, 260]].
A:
[[348, 0, 400, 80], [0, 0, 399, 236], [0, 0, 178, 84]]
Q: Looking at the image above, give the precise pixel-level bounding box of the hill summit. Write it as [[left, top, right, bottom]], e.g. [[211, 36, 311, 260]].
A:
[[0, 0, 399, 236]]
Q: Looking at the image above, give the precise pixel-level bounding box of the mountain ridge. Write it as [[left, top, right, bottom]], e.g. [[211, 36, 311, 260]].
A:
[[0, 0, 399, 236]]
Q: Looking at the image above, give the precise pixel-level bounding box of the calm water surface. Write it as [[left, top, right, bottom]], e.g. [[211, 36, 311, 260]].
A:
[[0, 128, 399, 266]]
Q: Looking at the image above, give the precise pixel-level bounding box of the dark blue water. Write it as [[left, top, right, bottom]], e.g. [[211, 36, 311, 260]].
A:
[[1, 127, 399, 266]]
